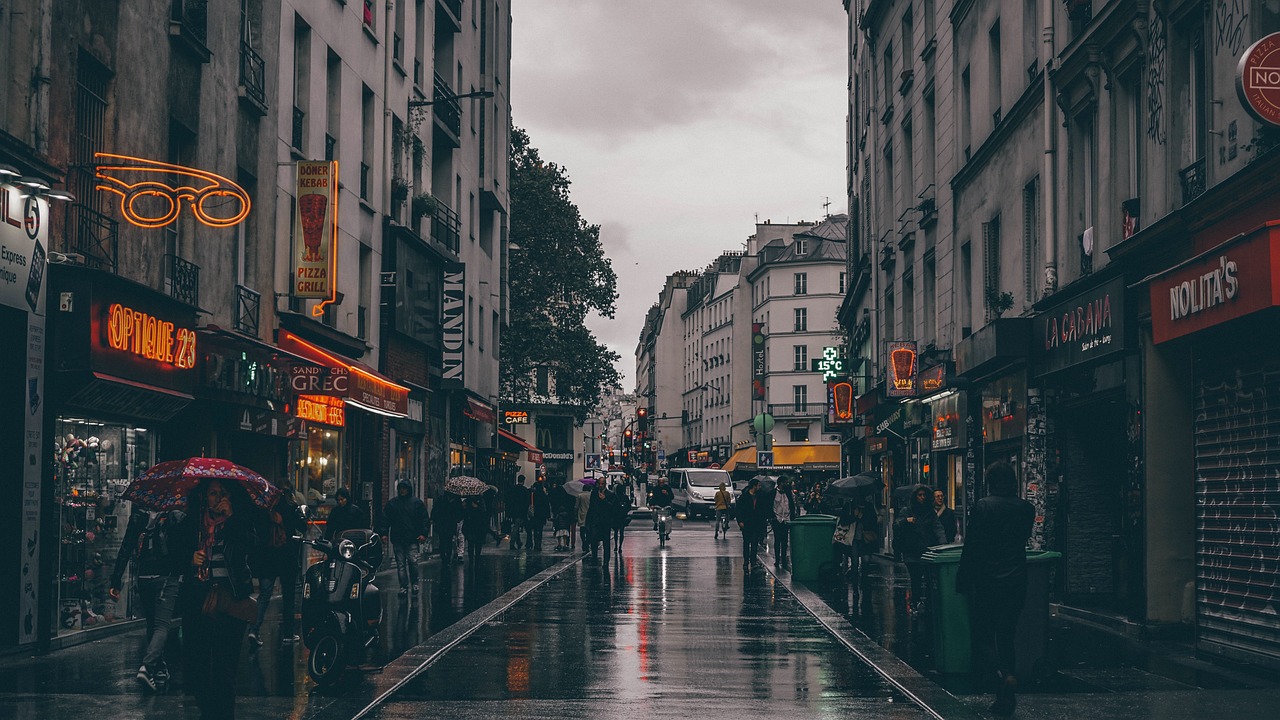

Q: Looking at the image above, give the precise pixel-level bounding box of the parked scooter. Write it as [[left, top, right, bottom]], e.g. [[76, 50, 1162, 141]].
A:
[[301, 529, 384, 686]]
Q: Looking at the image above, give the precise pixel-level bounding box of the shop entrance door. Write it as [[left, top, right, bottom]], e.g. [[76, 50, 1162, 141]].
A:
[[1058, 394, 1128, 612]]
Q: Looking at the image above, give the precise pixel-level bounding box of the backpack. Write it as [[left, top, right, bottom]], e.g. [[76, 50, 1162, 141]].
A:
[[136, 512, 175, 574]]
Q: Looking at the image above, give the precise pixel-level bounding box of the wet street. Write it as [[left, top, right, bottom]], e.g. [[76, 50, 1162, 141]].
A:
[[0, 519, 932, 720]]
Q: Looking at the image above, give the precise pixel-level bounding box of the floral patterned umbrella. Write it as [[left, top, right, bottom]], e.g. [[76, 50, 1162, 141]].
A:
[[123, 457, 281, 511], [443, 475, 492, 497]]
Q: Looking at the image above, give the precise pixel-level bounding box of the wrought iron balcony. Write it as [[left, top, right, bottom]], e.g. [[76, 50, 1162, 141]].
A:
[[291, 106, 305, 151], [430, 196, 461, 252], [767, 403, 828, 419], [166, 254, 200, 306], [233, 284, 261, 337], [238, 42, 267, 112], [65, 204, 119, 273], [432, 72, 462, 138], [1179, 157, 1206, 206]]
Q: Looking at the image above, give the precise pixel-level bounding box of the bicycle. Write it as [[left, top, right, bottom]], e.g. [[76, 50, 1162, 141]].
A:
[[715, 508, 731, 538], [655, 506, 673, 548]]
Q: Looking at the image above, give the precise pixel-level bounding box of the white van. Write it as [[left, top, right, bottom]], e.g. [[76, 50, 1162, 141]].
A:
[[669, 468, 736, 519]]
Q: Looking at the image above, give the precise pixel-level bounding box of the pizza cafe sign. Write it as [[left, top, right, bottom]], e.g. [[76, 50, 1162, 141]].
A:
[[104, 302, 197, 369]]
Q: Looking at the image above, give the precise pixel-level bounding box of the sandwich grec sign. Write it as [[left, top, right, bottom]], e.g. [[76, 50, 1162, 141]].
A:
[[1238, 32, 1280, 127]]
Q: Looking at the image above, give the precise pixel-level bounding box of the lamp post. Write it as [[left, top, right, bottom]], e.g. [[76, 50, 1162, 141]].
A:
[[408, 89, 495, 109]]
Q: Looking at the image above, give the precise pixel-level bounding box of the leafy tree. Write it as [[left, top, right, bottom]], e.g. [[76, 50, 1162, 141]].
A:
[[503, 127, 620, 421]]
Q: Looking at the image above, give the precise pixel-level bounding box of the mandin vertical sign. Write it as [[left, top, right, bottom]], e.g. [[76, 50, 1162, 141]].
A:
[[293, 161, 338, 316], [441, 262, 465, 388]]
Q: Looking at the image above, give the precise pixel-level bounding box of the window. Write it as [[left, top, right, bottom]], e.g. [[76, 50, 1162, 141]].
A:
[[361, 84, 374, 201], [468, 295, 475, 344], [793, 272, 808, 295], [292, 18, 311, 152], [960, 242, 973, 333], [902, 115, 914, 203], [923, 252, 937, 342], [883, 42, 894, 104], [923, 0, 935, 40], [839, 272, 847, 294], [793, 307, 807, 332], [792, 385, 807, 411], [1023, 0, 1039, 77], [1023, 177, 1040, 308], [923, 89, 937, 187], [901, 8, 913, 70], [884, 283, 896, 339], [983, 215, 1002, 321], [794, 239, 808, 255], [326, 51, 341, 161], [493, 310, 500, 352], [363, 0, 375, 31], [903, 263, 915, 338], [989, 20, 1002, 122], [884, 143, 895, 223], [789, 427, 810, 443], [793, 345, 807, 371], [961, 65, 971, 159]]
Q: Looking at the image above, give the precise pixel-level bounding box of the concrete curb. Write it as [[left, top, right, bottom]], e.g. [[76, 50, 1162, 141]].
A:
[[344, 552, 583, 719], [763, 560, 984, 720]]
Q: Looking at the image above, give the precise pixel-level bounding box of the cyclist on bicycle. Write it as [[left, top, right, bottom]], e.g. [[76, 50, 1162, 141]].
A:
[[713, 482, 733, 539], [649, 477, 675, 530]]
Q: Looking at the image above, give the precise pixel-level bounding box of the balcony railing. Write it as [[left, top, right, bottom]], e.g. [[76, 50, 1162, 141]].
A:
[[430, 196, 461, 252], [324, 133, 337, 162], [1179, 157, 1206, 206], [432, 71, 462, 138], [65, 203, 119, 273], [239, 42, 266, 110], [166, 254, 200, 307], [291, 106, 305, 151], [233, 284, 261, 337], [767, 403, 828, 419], [359, 162, 371, 201]]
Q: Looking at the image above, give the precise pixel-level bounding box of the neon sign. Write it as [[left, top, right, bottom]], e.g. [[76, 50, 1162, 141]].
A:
[[504, 410, 530, 424], [296, 394, 346, 427], [105, 302, 197, 369], [886, 341, 917, 397], [811, 346, 847, 382], [94, 153, 250, 229], [292, 161, 339, 317]]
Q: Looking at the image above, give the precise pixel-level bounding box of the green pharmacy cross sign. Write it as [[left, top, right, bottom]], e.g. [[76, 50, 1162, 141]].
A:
[[811, 346, 846, 382]]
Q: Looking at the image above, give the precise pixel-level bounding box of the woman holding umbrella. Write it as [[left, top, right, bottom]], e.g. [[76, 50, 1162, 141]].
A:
[[172, 478, 258, 720]]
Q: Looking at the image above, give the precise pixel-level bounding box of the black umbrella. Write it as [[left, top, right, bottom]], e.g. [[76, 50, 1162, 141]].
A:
[[750, 475, 778, 493], [827, 472, 883, 500]]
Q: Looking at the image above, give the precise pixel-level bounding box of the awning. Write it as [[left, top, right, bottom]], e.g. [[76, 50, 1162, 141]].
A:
[[464, 397, 497, 424], [60, 372, 194, 422], [498, 428, 543, 463], [722, 444, 841, 472], [277, 329, 409, 417]]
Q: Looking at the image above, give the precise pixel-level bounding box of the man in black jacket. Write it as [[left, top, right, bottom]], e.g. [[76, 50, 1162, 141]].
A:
[[109, 507, 183, 690], [735, 478, 770, 572], [381, 479, 429, 594], [325, 487, 368, 539], [957, 461, 1035, 717], [504, 475, 531, 550]]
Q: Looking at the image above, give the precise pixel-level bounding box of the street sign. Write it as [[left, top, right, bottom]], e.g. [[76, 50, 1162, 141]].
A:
[[757, 451, 774, 468], [585, 453, 601, 470]]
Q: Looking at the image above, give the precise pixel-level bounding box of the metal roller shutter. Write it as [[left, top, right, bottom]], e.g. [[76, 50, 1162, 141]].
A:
[[1193, 348, 1280, 668]]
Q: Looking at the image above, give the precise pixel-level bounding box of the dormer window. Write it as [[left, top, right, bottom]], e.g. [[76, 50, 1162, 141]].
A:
[[795, 239, 808, 255]]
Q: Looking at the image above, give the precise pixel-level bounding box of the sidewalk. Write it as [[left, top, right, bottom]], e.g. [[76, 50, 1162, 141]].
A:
[[772, 551, 1280, 719]]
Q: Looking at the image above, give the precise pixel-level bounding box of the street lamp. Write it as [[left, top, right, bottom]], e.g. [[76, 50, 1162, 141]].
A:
[[408, 89, 495, 108]]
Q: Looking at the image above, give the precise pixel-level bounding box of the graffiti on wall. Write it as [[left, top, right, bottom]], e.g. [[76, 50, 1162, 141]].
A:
[[1214, 0, 1249, 57], [1147, 11, 1168, 145]]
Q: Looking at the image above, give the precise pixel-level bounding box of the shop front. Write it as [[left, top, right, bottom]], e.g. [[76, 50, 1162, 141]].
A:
[[389, 390, 428, 495], [44, 264, 198, 639], [1147, 221, 1280, 669], [1033, 273, 1140, 616], [922, 380, 967, 539]]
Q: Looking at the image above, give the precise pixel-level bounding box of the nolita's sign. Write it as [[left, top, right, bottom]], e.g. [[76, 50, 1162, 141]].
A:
[[1238, 32, 1280, 127], [104, 302, 197, 369]]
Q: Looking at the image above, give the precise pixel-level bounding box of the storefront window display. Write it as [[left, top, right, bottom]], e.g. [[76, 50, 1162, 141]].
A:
[[394, 435, 421, 485], [53, 418, 154, 636], [293, 424, 343, 517]]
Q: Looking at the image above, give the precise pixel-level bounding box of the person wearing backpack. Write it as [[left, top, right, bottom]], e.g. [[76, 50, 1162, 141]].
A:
[[247, 493, 306, 646], [110, 505, 183, 691]]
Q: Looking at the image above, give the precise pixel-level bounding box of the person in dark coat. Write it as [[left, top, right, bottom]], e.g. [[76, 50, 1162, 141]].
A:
[[109, 507, 183, 690], [935, 489, 958, 544], [771, 478, 800, 568], [433, 493, 463, 564], [324, 488, 367, 540], [609, 481, 631, 552], [898, 486, 945, 613], [527, 478, 551, 550], [548, 481, 575, 551], [735, 478, 771, 572], [461, 495, 489, 562], [504, 475, 531, 550], [247, 493, 306, 647], [172, 479, 257, 720], [584, 484, 615, 563], [957, 461, 1035, 717], [380, 479, 430, 594]]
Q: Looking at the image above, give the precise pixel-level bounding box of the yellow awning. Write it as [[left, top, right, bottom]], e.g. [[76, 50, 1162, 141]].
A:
[[721, 444, 840, 471]]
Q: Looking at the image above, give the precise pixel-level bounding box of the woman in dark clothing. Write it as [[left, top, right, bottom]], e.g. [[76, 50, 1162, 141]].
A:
[[172, 479, 258, 720], [583, 485, 614, 563], [935, 490, 958, 544], [433, 494, 462, 564], [247, 493, 306, 646], [461, 496, 489, 562], [899, 486, 945, 613], [548, 481, 575, 551]]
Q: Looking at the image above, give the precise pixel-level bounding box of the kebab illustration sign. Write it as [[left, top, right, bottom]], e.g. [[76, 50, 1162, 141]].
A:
[[293, 161, 338, 315], [886, 341, 917, 397]]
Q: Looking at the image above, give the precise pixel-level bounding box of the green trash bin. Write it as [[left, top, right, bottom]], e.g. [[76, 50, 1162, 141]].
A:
[[921, 544, 970, 674], [922, 546, 1062, 676], [788, 514, 838, 581]]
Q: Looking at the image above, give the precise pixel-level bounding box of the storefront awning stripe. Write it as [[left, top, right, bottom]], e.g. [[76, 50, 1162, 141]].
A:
[[464, 397, 497, 424], [498, 428, 541, 453]]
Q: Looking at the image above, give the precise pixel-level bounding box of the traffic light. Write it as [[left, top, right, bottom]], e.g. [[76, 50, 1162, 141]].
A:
[[624, 428, 634, 448], [636, 407, 648, 431]]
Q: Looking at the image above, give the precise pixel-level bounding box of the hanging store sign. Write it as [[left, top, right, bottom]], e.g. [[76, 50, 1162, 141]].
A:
[[292, 161, 338, 316], [1237, 32, 1280, 127], [504, 410, 530, 424], [296, 394, 346, 427], [827, 379, 856, 424], [886, 341, 917, 397], [918, 364, 947, 395], [103, 302, 198, 369], [1150, 224, 1280, 344], [290, 364, 349, 395], [752, 323, 766, 400], [278, 330, 409, 416], [1033, 276, 1126, 375], [1, 183, 48, 315], [94, 152, 250, 229], [811, 346, 847, 382], [441, 262, 465, 388]]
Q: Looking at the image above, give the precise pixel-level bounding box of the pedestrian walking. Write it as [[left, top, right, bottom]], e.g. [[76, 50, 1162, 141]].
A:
[[895, 485, 945, 614], [247, 493, 306, 647], [324, 488, 367, 540], [584, 483, 614, 564], [528, 477, 551, 550], [549, 481, 575, 551], [461, 495, 489, 562], [771, 478, 799, 568], [935, 489, 958, 544], [957, 461, 1035, 717], [713, 482, 733, 539], [575, 488, 591, 552], [505, 475, 531, 549], [109, 506, 183, 691], [433, 493, 463, 564], [379, 479, 429, 595], [173, 479, 258, 720], [609, 481, 631, 553], [735, 478, 770, 573]]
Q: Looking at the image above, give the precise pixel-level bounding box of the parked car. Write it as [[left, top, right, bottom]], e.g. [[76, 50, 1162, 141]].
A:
[[669, 468, 736, 519]]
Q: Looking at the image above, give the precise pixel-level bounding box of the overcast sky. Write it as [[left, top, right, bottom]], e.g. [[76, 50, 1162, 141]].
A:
[[510, 0, 848, 391]]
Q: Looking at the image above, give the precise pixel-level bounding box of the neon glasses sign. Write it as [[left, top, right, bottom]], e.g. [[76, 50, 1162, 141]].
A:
[[94, 152, 251, 229], [104, 302, 197, 369]]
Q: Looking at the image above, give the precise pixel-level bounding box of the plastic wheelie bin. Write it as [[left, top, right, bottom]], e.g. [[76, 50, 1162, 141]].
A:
[[788, 514, 838, 581]]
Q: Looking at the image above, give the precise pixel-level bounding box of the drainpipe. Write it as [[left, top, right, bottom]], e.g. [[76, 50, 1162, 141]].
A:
[[1042, 0, 1058, 297]]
